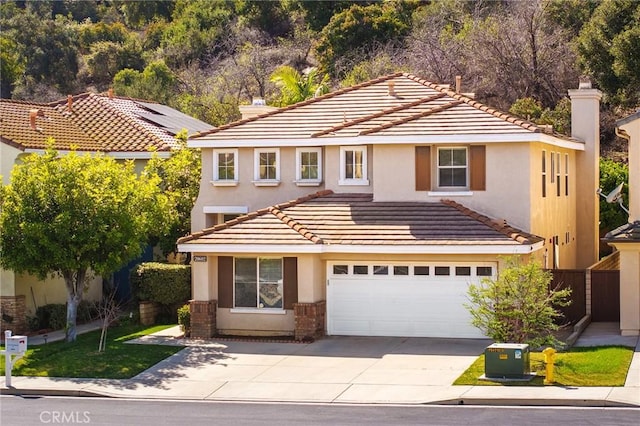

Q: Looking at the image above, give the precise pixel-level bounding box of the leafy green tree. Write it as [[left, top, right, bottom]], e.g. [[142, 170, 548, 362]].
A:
[[2, 8, 80, 95], [599, 158, 629, 233], [0, 36, 25, 98], [144, 131, 201, 257], [159, 0, 235, 68], [0, 146, 169, 342], [466, 257, 571, 348], [86, 39, 145, 90], [509, 97, 571, 135], [269, 65, 329, 106], [292, 0, 360, 32], [315, 1, 415, 78], [113, 60, 177, 104], [576, 0, 640, 107]]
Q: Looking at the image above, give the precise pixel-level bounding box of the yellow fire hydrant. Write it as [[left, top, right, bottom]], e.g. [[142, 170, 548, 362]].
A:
[[542, 347, 557, 384]]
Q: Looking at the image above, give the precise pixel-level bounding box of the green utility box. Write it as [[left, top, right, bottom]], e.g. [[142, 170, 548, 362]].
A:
[[484, 343, 530, 379]]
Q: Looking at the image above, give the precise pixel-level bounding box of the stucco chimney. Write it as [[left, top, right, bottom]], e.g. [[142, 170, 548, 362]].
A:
[[108, 88, 114, 99], [67, 95, 73, 112], [238, 98, 277, 120], [455, 76, 461, 94], [568, 76, 602, 268]]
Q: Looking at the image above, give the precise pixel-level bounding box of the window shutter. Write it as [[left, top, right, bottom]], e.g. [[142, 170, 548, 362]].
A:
[[415, 146, 431, 191], [470, 145, 486, 191], [218, 256, 233, 308], [283, 257, 298, 310]]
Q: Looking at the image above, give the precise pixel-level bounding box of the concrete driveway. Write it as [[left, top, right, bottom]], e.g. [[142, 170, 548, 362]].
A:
[[92, 333, 491, 402]]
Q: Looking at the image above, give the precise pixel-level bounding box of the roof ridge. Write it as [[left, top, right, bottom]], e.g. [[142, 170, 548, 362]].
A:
[[402, 73, 540, 132], [86, 94, 172, 152], [311, 93, 447, 138], [440, 199, 537, 244], [359, 99, 464, 136], [268, 206, 323, 244], [1, 98, 48, 107], [176, 189, 334, 244], [191, 73, 405, 139]]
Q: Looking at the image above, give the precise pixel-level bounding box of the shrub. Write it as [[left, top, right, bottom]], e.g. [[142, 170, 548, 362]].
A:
[[34, 303, 67, 330], [130, 262, 191, 306], [77, 300, 99, 323], [177, 304, 190, 336]]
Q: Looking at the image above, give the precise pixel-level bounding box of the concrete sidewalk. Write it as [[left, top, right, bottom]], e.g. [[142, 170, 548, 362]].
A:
[[2, 323, 639, 407]]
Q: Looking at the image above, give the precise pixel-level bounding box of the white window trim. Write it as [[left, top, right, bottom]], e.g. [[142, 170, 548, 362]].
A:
[[203, 205, 248, 214], [295, 147, 323, 186], [436, 146, 468, 190], [339, 145, 369, 186], [253, 148, 280, 186], [212, 149, 238, 186]]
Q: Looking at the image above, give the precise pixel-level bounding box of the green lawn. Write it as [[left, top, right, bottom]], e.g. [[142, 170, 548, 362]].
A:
[[0, 324, 184, 379], [454, 346, 634, 387]]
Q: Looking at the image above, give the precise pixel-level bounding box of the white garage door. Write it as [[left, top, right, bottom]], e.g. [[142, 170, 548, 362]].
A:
[[327, 263, 494, 338]]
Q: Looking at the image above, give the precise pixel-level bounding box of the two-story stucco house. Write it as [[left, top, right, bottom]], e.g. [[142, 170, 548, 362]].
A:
[[0, 92, 211, 334], [178, 73, 602, 340]]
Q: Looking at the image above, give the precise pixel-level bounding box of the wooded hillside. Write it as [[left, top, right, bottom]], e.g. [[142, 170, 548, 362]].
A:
[[1, 0, 638, 156]]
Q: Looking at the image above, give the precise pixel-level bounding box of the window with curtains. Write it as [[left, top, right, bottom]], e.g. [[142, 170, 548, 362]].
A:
[[415, 145, 485, 192], [339, 146, 368, 185], [213, 149, 238, 184], [234, 257, 283, 309], [253, 148, 280, 185]]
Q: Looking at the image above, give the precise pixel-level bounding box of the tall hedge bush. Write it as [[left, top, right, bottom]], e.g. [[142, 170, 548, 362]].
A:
[[130, 262, 191, 305]]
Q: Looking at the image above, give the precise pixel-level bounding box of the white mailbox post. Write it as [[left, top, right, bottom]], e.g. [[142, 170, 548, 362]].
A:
[[1, 330, 28, 387]]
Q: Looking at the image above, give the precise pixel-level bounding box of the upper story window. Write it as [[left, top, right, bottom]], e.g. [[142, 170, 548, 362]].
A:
[[213, 149, 238, 186], [437, 147, 467, 188], [556, 152, 561, 196], [295, 147, 322, 186], [339, 146, 369, 186], [416, 145, 485, 193], [253, 148, 280, 186]]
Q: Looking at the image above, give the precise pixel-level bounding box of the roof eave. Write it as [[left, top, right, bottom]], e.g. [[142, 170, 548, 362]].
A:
[[188, 133, 583, 150], [177, 240, 544, 255]]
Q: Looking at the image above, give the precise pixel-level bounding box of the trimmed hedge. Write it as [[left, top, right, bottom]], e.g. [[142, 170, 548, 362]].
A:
[[130, 262, 191, 306]]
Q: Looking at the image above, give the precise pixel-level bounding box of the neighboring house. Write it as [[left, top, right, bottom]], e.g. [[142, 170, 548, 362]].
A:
[[604, 110, 640, 336], [0, 92, 211, 334], [178, 73, 602, 340]]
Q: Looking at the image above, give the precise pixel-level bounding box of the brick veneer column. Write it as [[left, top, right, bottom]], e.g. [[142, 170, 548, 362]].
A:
[[0, 295, 27, 335], [190, 300, 217, 338], [294, 301, 326, 341]]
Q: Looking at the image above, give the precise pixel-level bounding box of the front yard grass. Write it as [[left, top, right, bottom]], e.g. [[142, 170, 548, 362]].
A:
[[0, 324, 184, 379], [454, 346, 634, 387]]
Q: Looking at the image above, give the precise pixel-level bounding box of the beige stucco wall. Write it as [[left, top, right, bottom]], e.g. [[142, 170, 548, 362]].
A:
[[528, 143, 578, 269], [1, 144, 23, 298], [190, 251, 539, 335], [372, 143, 533, 231], [612, 244, 640, 336], [15, 272, 102, 317]]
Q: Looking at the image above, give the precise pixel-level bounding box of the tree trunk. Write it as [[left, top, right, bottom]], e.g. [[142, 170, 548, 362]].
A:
[[63, 269, 87, 342], [66, 293, 79, 342]]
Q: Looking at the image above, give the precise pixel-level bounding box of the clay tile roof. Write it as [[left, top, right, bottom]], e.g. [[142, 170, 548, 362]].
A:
[[2, 93, 212, 154], [191, 72, 551, 142], [179, 191, 543, 248]]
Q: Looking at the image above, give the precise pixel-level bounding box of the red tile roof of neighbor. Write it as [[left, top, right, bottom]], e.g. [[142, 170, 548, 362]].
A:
[[178, 191, 544, 247], [1, 93, 212, 153], [191, 73, 556, 142]]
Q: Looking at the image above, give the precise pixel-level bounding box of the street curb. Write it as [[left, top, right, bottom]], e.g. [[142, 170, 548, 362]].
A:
[[2, 387, 638, 407], [430, 398, 639, 408], [1, 387, 112, 398]]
